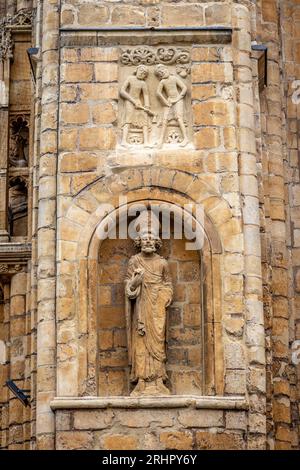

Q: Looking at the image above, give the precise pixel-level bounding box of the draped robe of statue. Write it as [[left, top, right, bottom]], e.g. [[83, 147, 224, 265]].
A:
[[125, 252, 173, 390]]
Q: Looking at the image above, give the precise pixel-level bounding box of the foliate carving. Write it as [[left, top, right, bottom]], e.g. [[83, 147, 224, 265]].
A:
[[0, 264, 23, 275], [120, 46, 190, 66], [119, 46, 192, 149], [0, 29, 14, 61]]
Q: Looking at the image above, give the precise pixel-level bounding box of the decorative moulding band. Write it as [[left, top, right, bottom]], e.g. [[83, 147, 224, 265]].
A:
[[50, 395, 247, 411], [59, 27, 232, 48], [0, 242, 31, 263]]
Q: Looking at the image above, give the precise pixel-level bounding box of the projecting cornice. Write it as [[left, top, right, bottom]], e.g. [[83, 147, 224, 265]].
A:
[[59, 26, 232, 47], [0, 242, 31, 266]]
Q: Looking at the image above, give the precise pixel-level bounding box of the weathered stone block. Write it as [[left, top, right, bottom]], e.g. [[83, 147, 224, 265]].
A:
[[162, 5, 204, 27], [73, 410, 114, 430], [94, 63, 118, 83], [192, 63, 233, 83], [178, 409, 223, 428], [193, 101, 234, 126], [77, 4, 109, 26], [196, 431, 246, 450], [111, 6, 145, 26], [102, 434, 138, 450], [57, 431, 93, 450], [194, 128, 220, 149], [62, 63, 94, 83], [160, 431, 193, 450], [79, 127, 116, 150], [61, 103, 89, 125]]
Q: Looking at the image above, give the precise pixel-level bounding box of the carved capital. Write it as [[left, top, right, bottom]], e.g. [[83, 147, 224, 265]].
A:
[[0, 263, 24, 276]]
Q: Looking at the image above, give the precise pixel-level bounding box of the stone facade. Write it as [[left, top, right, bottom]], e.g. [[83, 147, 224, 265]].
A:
[[0, 0, 300, 451]]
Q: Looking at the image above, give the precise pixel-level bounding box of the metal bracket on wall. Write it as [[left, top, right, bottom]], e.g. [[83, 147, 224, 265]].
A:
[[251, 44, 268, 92]]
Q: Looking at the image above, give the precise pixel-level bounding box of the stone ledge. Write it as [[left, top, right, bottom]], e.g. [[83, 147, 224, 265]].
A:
[[50, 395, 248, 411], [60, 27, 232, 47], [0, 242, 31, 263]]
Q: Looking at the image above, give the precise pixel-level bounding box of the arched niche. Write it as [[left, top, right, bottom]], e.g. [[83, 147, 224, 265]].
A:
[[76, 197, 223, 397]]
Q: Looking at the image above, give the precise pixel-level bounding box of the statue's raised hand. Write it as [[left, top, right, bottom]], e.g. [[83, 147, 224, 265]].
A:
[[131, 268, 144, 289]]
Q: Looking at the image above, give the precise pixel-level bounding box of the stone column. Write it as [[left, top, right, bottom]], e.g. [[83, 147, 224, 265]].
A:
[[0, 282, 10, 449], [257, 0, 291, 450], [0, 51, 11, 242], [280, 0, 300, 449], [0, 110, 9, 242], [36, 0, 59, 450], [29, 0, 42, 451], [232, 2, 267, 449]]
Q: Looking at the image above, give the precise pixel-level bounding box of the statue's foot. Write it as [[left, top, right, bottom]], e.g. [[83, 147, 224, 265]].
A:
[[156, 378, 171, 395], [130, 378, 170, 396], [180, 138, 189, 147], [130, 379, 145, 396]]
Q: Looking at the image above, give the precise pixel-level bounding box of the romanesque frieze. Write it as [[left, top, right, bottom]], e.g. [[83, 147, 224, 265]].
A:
[[119, 46, 192, 149]]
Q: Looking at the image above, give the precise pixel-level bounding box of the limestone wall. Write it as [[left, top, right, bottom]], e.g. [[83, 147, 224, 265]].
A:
[[54, 406, 248, 450], [0, 0, 300, 451]]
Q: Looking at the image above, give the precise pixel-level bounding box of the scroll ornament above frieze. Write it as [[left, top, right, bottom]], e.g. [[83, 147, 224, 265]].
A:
[[120, 46, 190, 66]]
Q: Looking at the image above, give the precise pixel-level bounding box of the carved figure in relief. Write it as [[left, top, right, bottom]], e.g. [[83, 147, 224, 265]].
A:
[[125, 211, 173, 396], [154, 64, 188, 148], [9, 116, 29, 167], [119, 65, 153, 147]]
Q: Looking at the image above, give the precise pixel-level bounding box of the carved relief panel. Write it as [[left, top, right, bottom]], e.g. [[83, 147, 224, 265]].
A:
[[118, 46, 192, 149]]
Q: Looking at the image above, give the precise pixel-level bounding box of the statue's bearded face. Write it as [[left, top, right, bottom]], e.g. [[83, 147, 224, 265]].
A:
[[140, 235, 156, 254]]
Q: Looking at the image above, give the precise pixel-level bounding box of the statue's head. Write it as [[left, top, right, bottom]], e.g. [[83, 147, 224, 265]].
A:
[[134, 234, 162, 253], [135, 65, 149, 80], [154, 64, 169, 79], [133, 209, 162, 253]]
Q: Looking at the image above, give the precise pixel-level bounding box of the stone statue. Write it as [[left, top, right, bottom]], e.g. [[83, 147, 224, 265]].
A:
[[119, 64, 153, 147], [125, 211, 173, 396], [154, 64, 188, 148]]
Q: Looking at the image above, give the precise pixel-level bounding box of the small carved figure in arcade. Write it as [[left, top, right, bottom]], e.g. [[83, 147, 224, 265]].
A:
[[119, 65, 154, 147], [154, 64, 188, 148], [125, 211, 173, 396], [9, 116, 29, 168], [8, 177, 28, 237]]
